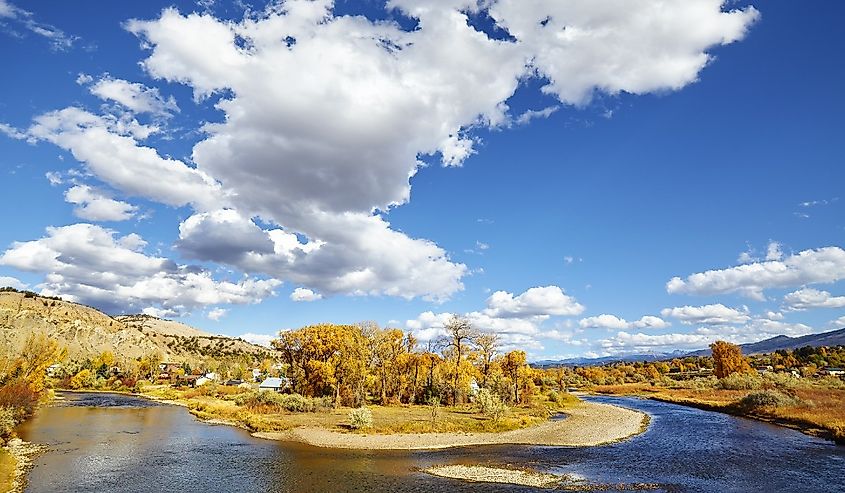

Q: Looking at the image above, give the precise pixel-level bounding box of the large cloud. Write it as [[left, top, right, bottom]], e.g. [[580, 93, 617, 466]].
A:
[[667, 247, 845, 300], [5, 1, 759, 303], [0, 223, 279, 315], [579, 314, 670, 330], [64, 185, 138, 222]]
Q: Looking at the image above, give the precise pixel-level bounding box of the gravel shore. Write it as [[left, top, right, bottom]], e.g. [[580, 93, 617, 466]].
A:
[[253, 400, 648, 450], [425, 465, 563, 488]]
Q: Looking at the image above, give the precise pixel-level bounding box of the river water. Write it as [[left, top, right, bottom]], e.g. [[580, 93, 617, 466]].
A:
[[16, 393, 845, 493]]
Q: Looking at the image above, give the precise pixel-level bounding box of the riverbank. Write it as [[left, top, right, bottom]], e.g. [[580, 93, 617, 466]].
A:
[[591, 384, 845, 445], [253, 400, 648, 449], [1, 438, 45, 493]]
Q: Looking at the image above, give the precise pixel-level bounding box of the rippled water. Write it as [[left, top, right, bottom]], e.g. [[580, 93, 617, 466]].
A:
[[17, 393, 845, 493]]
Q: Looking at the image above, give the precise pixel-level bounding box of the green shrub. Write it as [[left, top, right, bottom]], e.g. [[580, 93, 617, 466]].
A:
[[348, 406, 373, 429], [476, 388, 508, 421], [739, 390, 798, 409], [718, 373, 763, 391]]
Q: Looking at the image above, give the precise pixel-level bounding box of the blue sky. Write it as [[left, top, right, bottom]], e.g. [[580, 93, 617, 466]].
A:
[[1, 0, 843, 359]]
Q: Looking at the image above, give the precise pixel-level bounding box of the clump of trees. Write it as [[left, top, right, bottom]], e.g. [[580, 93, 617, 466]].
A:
[[271, 316, 535, 408], [0, 334, 65, 444]]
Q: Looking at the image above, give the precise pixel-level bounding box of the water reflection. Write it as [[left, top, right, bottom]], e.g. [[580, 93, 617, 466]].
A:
[[17, 393, 845, 493]]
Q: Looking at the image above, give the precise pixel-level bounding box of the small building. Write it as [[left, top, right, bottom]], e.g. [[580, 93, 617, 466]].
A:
[[756, 365, 773, 375], [224, 379, 244, 387], [195, 376, 212, 386], [821, 367, 845, 377], [259, 377, 289, 392]]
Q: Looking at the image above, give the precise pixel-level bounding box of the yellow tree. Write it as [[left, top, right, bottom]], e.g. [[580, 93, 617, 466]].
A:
[[441, 316, 477, 405], [501, 350, 527, 404], [474, 332, 499, 388], [710, 340, 753, 378]]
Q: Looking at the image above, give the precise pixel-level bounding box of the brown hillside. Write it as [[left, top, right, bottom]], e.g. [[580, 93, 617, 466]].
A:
[[0, 291, 276, 364]]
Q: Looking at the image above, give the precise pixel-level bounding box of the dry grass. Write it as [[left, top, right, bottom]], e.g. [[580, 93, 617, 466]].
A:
[[141, 385, 560, 435], [593, 382, 845, 443]]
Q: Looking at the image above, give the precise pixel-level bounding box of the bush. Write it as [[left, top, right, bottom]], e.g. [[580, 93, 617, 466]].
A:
[[718, 373, 763, 391], [739, 390, 798, 410], [476, 388, 508, 421], [236, 392, 331, 413], [0, 407, 18, 441], [762, 372, 800, 389], [348, 406, 373, 430]]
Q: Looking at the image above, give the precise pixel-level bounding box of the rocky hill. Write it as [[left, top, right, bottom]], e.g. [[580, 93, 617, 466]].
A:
[[0, 291, 277, 364]]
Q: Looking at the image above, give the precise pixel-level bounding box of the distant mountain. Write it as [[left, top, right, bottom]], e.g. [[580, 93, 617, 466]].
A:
[[0, 291, 276, 363], [687, 327, 845, 357], [534, 350, 688, 368]]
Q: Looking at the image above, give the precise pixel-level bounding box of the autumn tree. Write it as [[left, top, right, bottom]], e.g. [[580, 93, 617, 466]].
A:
[[440, 316, 477, 405], [501, 350, 527, 404], [710, 340, 753, 378], [474, 332, 499, 388]]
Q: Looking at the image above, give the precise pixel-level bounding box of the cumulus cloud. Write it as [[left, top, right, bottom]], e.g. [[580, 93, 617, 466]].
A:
[[25, 107, 223, 209], [7, 1, 759, 304], [238, 332, 276, 347], [290, 287, 321, 302], [405, 285, 585, 350], [0, 223, 280, 315], [87, 75, 180, 117], [667, 246, 845, 300], [207, 307, 228, 321], [64, 185, 138, 222], [0, 275, 27, 290], [783, 288, 845, 311], [579, 314, 670, 330], [484, 285, 584, 318], [660, 303, 750, 325]]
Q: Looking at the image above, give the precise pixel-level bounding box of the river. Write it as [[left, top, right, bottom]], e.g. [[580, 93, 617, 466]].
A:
[[16, 393, 845, 493]]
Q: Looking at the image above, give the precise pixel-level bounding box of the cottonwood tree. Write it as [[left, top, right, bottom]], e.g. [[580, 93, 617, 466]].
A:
[[710, 340, 753, 378], [474, 332, 499, 388], [501, 350, 527, 404], [439, 316, 477, 405]]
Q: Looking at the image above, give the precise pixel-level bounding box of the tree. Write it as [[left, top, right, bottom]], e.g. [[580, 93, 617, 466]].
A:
[[440, 316, 477, 405], [474, 332, 499, 388], [710, 340, 753, 378], [501, 350, 527, 404]]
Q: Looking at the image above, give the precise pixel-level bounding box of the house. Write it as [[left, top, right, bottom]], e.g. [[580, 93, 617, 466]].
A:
[[175, 375, 200, 388], [224, 379, 244, 387], [259, 377, 290, 392], [755, 365, 773, 375], [195, 376, 212, 386], [46, 363, 62, 377], [821, 367, 845, 377]]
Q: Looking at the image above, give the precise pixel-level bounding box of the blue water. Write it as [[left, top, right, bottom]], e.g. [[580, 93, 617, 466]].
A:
[[18, 393, 845, 492]]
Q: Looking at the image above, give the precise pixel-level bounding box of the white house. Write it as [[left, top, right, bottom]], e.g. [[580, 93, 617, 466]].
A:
[[259, 377, 290, 392]]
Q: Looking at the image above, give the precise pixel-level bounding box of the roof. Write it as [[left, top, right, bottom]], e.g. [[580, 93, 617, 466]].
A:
[[259, 377, 288, 388]]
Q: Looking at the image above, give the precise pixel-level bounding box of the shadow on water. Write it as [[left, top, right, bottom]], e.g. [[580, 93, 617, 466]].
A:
[[16, 393, 845, 493]]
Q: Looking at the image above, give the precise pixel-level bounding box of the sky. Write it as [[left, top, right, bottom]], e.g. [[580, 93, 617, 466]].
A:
[[1, 0, 844, 361]]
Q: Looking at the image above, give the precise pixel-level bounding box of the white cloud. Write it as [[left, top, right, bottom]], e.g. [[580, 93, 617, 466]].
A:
[[514, 105, 559, 125], [667, 246, 845, 300], [238, 332, 275, 347], [290, 287, 321, 302], [207, 307, 228, 321], [765, 241, 784, 261], [599, 331, 713, 354], [783, 287, 845, 311], [0, 275, 27, 290], [64, 185, 138, 222], [26, 107, 223, 209], [9, 1, 758, 305], [484, 285, 584, 318], [830, 316, 845, 329], [660, 303, 750, 325], [88, 76, 180, 117], [579, 313, 670, 330], [0, 223, 280, 315]]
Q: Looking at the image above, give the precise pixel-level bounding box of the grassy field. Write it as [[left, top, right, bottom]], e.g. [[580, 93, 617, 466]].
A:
[[592, 381, 845, 444], [141, 385, 577, 435], [0, 447, 16, 492]]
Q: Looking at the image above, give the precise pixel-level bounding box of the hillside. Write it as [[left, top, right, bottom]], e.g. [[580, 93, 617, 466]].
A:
[[0, 291, 277, 364], [687, 328, 845, 357]]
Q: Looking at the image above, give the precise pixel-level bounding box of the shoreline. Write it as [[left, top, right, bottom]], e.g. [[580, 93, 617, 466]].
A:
[[592, 391, 843, 446], [251, 401, 649, 450], [3, 438, 45, 493]]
